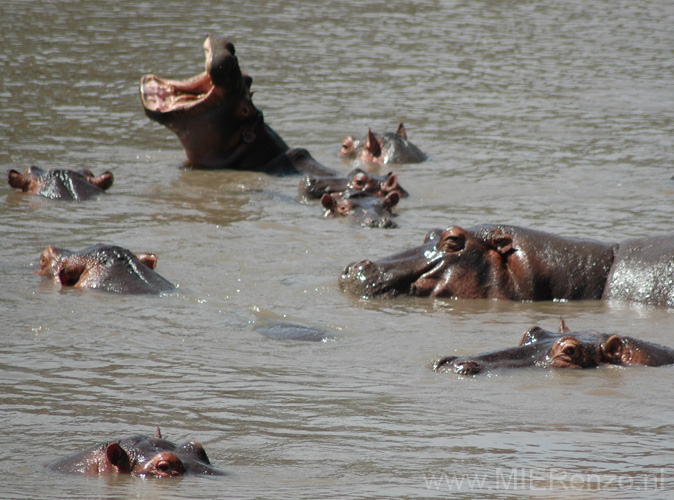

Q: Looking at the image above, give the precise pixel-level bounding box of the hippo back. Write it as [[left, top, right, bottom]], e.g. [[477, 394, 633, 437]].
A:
[[604, 235, 674, 307]]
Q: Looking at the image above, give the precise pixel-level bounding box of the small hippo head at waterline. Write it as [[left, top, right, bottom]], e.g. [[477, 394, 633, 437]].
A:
[[321, 191, 400, 228], [298, 168, 409, 200], [47, 427, 224, 477], [434, 320, 674, 376], [8, 166, 113, 200], [339, 123, 427, 165], [36, 244, 174, 294]]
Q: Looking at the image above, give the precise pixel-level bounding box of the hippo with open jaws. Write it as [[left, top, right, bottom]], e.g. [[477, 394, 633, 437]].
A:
[[339, 123, 427, 165], [47, 428, 223, 477], [8, 166, 113, 201], [434, 320, 674, 375], [340, 223, 674, 308], [37, 244, 174, 294], [140, 35, 333, 176], [298, 167, 409, 200], [322, 191, 400, 229]]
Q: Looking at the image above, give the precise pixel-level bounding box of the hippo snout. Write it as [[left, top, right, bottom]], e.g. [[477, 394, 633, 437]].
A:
[[434, 356, 482, 375], [340, 260, 382, 296]]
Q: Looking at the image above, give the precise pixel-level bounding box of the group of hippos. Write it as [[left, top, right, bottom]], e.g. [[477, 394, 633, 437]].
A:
[[8, 35, 674, 477]]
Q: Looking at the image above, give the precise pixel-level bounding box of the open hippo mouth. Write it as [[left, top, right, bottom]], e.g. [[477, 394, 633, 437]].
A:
[[139, 35, 252, 124]]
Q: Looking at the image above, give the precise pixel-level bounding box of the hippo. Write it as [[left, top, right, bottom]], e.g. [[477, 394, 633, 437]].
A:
[[434, 320, 674, 375], [340, 223, 674, 308], [338, 123, 427, 164], [140, 35, 333, 176], [298, 168, 409, 200], [36, 244, 174, 294], [47, 428, 224, 476], [321, 191, 400, 228], [8, 166, 113, 200]]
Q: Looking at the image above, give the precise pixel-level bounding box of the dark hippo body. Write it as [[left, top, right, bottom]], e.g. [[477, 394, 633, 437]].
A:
[[434, 320, 674, 375], [321, 191, 399, 228], [37, 244, 174, 294], [47, 428, 223, 477], [298, 168, 408, 200], [341, 224, 616, 300], [340, 224, 674, 307], [140, 35, 333, 176], [339, 123, 427, 165], [603, 235, 674, 307], [8, 166, 113, 200]]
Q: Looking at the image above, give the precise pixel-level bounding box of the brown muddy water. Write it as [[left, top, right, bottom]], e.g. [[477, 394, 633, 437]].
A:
[[2, 0, 674, 498]]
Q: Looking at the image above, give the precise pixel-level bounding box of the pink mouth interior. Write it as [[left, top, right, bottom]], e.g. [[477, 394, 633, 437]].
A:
[[140, 71, 214, 113]]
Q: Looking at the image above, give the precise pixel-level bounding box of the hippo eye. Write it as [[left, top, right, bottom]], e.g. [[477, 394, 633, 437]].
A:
[[562, 346, 576, 357], [156, 461, 171, 473], [350, 174, 367, 188]]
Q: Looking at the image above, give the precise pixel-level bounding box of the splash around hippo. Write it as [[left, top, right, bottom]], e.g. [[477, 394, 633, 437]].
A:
[[47, 427, 224, 477], [8, 166, 113, 201], [340, 223, 674, 307], [36, 244, 174, 294], [434, 320, 674, 375], [140, 35, 333, 175]]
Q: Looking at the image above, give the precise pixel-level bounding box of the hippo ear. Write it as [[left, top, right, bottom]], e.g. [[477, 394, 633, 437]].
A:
[[59, 262, 86, 287], [7, 170, 32, 191], [559, 318, 571, 333], [137, 253, 158, 270], [490, 234, 514, 255], [321, 193, 336, 210], [382, 173, 398, 192], [106, 443, 133, 473], [87, 171, 114, 191], [365, 129, 382, 158], [600, 335, 625, 365], [382, 191, 400, 209], [396, 122, 407, 140]]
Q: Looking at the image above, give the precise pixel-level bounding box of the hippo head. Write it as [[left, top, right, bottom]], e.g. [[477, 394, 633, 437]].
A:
[[339, 123, 427, 164], [321, 191, 399, 228], [48, 428, 224, 476], [140, 35, 261, 168], [434, 321, 674, 375], [298, 168, 408, 200], [8, 166, 114, 200], [36, 244, 172, 294], [340, 225, 515, 298]]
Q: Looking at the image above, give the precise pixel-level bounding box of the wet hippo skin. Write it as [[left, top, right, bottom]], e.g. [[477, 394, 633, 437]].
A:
[[340, 223, 674, 307], [47, 428, 224, 476], [36, 244, 174, 294], [8, 166, 113, 200], [339, 123, 427, 164], [434, 319, 674, 375]]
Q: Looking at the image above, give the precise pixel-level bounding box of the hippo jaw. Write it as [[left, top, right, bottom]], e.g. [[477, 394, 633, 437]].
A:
[[339, 239, 448, 297], [140, 35, 247, 122]]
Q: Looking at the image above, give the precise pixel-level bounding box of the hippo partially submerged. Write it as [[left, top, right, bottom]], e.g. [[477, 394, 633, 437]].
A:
[[340, 224, 674, 307], [298, 168, 409, 200], [36, 244, 174, 294], [321, 191, 400, 228], [47, 428, 223, 476], [140, 35, 333, 176], [8, 166, 113, 200], [434, 320, 674, 375], [339, 123, 427, 164]]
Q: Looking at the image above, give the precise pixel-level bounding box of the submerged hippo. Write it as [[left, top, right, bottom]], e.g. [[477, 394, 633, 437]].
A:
[[140, 35, 333, 176], [340, 224, 674, 308], [8, 166, 113, 200], [298, 168, 409, 200], [321, 191, 400, 228], [36, 244, 174, 294], [47, 428, 223, 476], [434, 320, 674, 375], [339, 123, 427, 164]]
